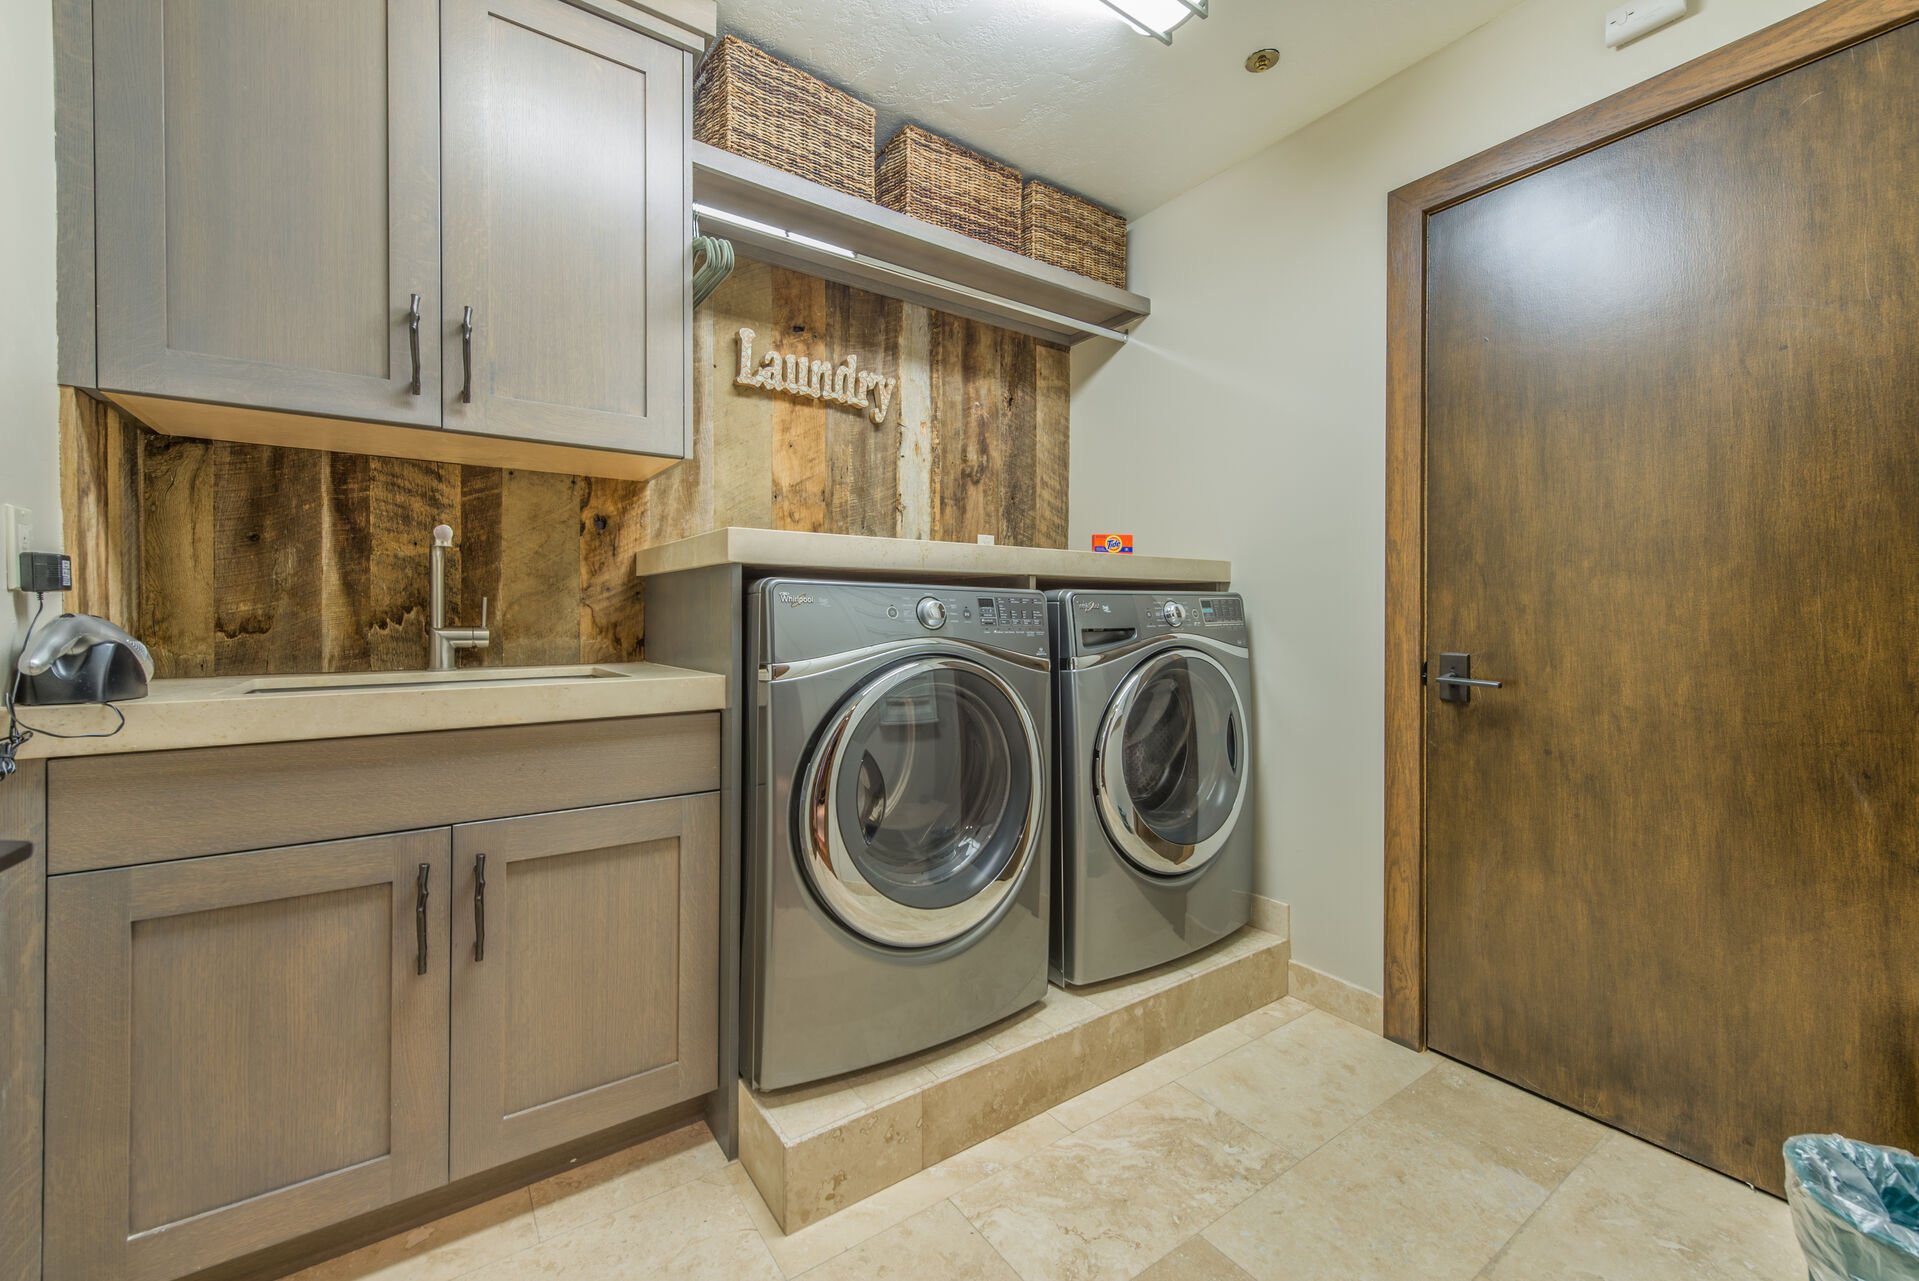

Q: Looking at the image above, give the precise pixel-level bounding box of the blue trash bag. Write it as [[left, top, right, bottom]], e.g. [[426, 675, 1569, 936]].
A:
[[1785, 1135, 1919, 1281]]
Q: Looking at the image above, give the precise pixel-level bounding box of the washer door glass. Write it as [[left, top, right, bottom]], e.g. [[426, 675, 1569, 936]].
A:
[[1096, 648, 1248, 877], [800, 656, 1042, 948]]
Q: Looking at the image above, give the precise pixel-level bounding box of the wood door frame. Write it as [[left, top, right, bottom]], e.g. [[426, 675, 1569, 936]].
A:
[[1382, 0, 1919, 1050]]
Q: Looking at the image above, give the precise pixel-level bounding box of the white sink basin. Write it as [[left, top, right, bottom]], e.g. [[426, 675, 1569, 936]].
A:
[[239, 667, 631, 696]]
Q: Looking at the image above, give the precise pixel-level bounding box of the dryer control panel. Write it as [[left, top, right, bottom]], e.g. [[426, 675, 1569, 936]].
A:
[[757, 579, 1049, 663], [1050, 590, 1248, 657]]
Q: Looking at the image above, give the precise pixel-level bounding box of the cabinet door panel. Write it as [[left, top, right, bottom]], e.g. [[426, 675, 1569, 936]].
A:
[[94, 0, 441, 425], [45, 832, 451, 1281], [451, 795, 718, 1177], [442, 0, 690, 456]]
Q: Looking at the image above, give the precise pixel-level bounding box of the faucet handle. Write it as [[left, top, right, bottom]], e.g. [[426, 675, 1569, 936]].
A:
[[433, 523, 454, 548]]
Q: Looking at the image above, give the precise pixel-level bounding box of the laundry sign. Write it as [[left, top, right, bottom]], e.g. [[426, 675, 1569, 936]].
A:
[[735, 327, 897, 425]]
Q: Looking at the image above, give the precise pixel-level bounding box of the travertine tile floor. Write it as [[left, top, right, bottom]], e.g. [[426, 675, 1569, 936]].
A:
[[290, 999, 1802, 1281]]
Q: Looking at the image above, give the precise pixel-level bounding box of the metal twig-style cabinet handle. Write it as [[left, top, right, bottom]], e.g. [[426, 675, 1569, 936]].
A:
[[460, 306, 475, 405], [473, 853, 487, 962], [406, 293, 423, 395], [0, 841, 31, 875], [415, 862, 431, 975]]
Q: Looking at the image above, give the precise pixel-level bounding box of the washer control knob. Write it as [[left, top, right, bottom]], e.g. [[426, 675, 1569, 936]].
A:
[[916, 597, 947, 629], [1161, 601, 1187, 627]]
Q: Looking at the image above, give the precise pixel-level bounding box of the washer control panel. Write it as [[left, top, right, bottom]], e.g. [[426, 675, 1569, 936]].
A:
[[757, 579, 1049, 663]]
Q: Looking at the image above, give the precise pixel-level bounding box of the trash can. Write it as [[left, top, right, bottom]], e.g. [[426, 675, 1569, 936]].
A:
[[1785, 1135, 1919, 1280]]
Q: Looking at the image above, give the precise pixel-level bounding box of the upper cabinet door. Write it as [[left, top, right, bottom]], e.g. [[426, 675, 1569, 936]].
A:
[[93, 0, 442, 426], [441, 0, 691, 457]]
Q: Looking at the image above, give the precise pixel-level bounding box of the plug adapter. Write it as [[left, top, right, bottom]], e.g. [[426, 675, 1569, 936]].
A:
[[18, 551, 72, 595]]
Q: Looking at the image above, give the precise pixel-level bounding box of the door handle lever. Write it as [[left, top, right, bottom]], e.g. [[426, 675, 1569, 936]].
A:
[[1436, 652, 1504, 704]]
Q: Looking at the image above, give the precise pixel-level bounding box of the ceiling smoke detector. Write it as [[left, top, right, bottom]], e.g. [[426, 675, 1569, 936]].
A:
[[1245, 47, 1280, 73], [1096, 0, 1208, 46]]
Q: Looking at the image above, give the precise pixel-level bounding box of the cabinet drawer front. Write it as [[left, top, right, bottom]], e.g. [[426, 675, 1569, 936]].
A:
[[44, 831, 452, 1281], [47, 713, 720, 872], [449, 794, 719, 1177], [94, 0, 442, 425]]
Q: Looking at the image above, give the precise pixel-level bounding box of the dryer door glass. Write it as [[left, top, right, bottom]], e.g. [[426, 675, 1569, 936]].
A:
[[799, 656, 1043, 949], [1096, 648, 1248, 877]]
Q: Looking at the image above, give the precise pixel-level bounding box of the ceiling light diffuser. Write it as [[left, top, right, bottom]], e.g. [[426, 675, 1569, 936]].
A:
[[1097, 0, 1208, 45]]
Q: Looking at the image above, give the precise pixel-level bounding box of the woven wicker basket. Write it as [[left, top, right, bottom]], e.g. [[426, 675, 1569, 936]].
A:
[[1022, 181, 1128, 289], [694, 37, 876, 201], [876, 125, 1021, 253]]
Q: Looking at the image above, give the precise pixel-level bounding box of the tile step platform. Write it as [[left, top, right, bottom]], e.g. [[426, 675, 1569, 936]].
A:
[[738, 926, 1290, 1232]]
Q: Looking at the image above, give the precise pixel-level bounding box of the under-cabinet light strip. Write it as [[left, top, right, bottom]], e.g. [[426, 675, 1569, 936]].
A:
[[692, 203, 1132, 344]]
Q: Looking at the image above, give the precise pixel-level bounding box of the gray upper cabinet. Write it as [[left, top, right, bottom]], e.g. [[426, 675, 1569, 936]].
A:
[[80, 0, 701, 476], [442, 0, 690, 457], [93, 0, 443, 428]]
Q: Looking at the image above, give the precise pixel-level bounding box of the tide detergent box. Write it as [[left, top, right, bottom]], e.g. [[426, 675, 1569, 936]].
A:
[[1092, 534, 1134, 554]]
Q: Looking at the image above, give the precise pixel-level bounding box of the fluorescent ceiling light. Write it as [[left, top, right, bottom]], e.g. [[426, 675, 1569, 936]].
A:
[[1097, 0, 1207, 44]]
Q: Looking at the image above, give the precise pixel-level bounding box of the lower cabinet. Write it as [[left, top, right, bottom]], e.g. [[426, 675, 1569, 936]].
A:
[[44, 831, 453, 1281], [42, 793, 718, 1281], [449, 795, 720, 1177]]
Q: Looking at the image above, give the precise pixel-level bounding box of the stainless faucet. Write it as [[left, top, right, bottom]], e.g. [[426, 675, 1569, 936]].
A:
[[429, 523, 491, 671]]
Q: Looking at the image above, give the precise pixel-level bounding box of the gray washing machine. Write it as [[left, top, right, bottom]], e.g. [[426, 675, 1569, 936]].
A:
[[1050, 589, 1253, 986], [744, 578, 1052, 1091]]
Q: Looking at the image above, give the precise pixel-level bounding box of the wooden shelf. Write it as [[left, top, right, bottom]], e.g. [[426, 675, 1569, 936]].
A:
[[690, 142, 1150, 347]]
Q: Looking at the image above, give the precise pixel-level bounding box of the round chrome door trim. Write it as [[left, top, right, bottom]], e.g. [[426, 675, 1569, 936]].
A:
[[1093, 646, 1249, 878], [798, 655, 1045, 949]]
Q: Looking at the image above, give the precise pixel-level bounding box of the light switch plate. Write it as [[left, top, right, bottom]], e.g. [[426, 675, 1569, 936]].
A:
[[1606, 0, 1687, 48], [2, 505, 30, 593]]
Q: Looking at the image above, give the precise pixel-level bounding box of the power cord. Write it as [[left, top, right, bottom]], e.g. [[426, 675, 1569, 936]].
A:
[[1, 592, 127, 782]]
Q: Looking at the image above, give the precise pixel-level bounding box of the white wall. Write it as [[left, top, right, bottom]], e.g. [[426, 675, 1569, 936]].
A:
[[1, 0, 61, 668], [1070, 0, 1822, 994]]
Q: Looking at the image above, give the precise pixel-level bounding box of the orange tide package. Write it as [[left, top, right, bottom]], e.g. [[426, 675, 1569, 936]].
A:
[[1091, 534, 1134, 554]]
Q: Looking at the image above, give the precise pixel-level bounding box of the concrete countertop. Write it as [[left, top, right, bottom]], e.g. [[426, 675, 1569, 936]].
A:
[[632, 528, 1232, 586], [12, 662, 727, 759]]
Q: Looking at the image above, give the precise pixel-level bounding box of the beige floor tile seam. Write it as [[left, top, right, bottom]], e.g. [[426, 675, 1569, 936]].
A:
[[1464, 1121, 1628, 1279], [1177, 1039, 1455, 1264]]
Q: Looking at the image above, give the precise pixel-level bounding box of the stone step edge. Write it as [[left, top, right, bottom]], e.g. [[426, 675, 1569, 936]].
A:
[[740, 928, 1291, 1233]]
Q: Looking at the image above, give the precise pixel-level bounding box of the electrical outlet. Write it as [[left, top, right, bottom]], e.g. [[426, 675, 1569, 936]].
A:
[[1606, 0, 1687, 48], [2, 505, 31, 593]]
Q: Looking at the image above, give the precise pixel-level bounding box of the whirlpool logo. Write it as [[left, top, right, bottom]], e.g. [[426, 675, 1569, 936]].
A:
[[778, 592, 818, 608]]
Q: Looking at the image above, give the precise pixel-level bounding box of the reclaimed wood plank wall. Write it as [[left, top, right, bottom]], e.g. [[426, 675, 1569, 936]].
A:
[[58, 261, 1070, 679], [650, 258, 1071, 548], [59, 389, 648, 678]]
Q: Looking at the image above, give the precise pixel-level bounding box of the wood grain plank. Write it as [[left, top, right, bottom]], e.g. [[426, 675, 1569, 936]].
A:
[[769, 271, 830, 533], [212, 443, 327, 674], [580, 476, 647, 662], [364, 457, 461, 670], [498, 470, 582, 666], [456, 466, 504, 670], [137, 431, 215, 679], [319, 452, 373, 672], [59, 387, 109, 617], [996, 329, 1039, 549], [894, 304, 936, 541], [703, 260, 777, 533], [823, 282, 900, 538], [1032, 343, 1070, 548]]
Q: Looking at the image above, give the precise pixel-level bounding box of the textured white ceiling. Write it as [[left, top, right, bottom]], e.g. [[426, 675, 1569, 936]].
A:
[[712, 0, 1530, 218]]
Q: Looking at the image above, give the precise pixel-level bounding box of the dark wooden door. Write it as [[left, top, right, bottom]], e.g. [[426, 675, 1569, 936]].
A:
[[1424, 19, 1919, 1195]]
